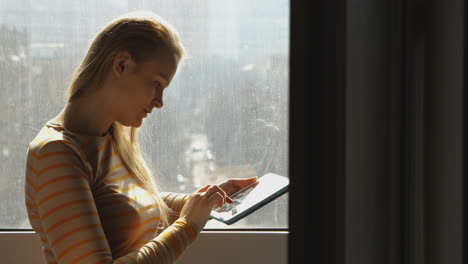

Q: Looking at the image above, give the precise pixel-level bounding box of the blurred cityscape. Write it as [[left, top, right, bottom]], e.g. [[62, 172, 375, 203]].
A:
[[0, 0, 289, 229]]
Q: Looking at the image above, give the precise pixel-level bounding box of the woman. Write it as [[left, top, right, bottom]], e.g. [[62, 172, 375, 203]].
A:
[[24, 11, 257, 263]]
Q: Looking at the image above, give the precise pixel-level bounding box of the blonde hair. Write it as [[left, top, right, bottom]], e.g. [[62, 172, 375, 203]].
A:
[[66, 11, 185, 227]]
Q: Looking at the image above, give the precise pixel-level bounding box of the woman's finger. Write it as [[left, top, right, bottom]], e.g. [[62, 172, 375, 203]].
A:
[[197, 184, 233, 203], [205, 185, 227, 202], [220, 177, 259, 195], [197, 185, 212, 193], [230, 177, 259, 188], [208, 192, 225, 208]]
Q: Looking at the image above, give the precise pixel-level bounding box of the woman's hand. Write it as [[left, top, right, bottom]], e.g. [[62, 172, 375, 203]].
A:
[[217, 176, 259, 197], [179, 184, 233, 232], [179, 177, 258, 232]]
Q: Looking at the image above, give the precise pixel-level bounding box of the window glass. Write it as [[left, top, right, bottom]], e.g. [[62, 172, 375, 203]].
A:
[[0, 0, 289, 229]]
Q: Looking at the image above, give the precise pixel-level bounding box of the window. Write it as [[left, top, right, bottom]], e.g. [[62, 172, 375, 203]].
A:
[[0, 0, 289, 230]]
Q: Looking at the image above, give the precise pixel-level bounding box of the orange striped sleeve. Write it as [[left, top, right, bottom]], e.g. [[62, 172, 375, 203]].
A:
[[149, 218, 198, 260], [30, 141, 114, 263], [161, 192, 190, 224]]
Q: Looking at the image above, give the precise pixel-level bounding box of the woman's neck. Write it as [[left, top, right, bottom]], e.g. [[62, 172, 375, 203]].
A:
[[54, 94, 114, 137]]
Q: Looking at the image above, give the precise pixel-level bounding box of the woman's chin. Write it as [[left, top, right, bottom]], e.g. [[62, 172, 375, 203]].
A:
[[131, 120, 143, 128], [119, 118, 143, 128]]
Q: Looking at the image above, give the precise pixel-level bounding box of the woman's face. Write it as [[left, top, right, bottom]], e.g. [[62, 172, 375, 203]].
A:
[[113, 49, 179, 127]]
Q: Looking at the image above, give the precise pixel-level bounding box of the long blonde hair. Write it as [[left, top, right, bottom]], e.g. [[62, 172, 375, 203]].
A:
[[66, 11, 185, 227]]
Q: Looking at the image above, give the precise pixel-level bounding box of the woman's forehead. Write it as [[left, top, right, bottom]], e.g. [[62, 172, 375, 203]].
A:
[[143, 53, 178, 81]]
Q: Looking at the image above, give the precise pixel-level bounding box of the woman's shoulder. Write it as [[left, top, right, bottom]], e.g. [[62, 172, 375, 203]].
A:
[[28, 121, 75, 151]]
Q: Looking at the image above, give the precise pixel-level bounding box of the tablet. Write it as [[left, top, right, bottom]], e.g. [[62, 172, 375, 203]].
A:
[[209, 173, 289, 225]]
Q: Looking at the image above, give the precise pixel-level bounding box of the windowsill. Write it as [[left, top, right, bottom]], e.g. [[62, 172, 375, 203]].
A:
[[0, 230, 288, 264]]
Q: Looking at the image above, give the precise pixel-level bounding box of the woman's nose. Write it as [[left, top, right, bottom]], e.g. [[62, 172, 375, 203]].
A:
[[152, 88, 164, 108], [153, 98, 163, 108]]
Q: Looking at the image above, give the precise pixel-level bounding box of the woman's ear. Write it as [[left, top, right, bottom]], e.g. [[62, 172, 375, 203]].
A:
[[112, 51, 132, 77]]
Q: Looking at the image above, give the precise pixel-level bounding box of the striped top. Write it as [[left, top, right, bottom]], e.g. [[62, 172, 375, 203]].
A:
[[24, 120, 198, 264]]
